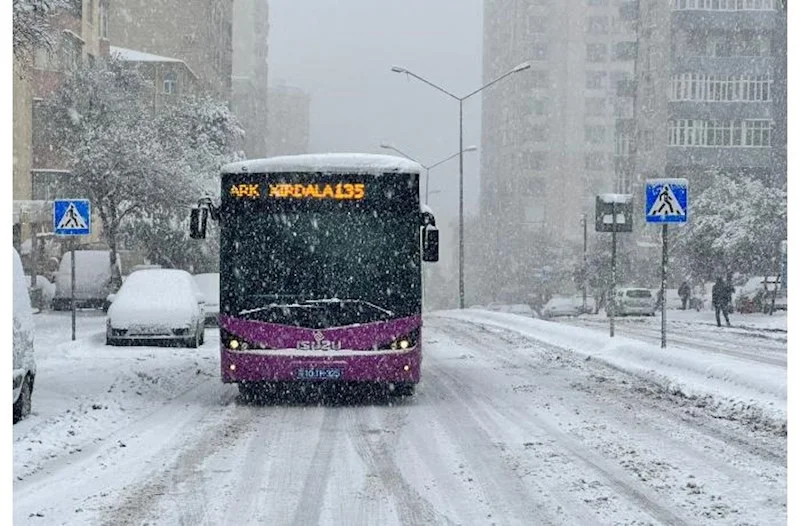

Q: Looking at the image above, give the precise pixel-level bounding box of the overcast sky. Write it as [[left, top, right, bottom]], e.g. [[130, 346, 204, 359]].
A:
[[267, 0, 484, 223]]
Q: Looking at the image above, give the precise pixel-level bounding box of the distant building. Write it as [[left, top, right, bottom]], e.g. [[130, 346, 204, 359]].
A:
[[109, 46, 200, 111], [633, 0, 786, 196], [106, 0, 233, 101], [14, 0, 107, 252], [480, 0, 637, 244], [267, 85, 311, 156], [231, 0, 270, 158]]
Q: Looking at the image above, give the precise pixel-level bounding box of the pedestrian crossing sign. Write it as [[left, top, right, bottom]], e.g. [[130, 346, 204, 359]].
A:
[[54, 199, 91, 236], [645, 179, 688, 224]]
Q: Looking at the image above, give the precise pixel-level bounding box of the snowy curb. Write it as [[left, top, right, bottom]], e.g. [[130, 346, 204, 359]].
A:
[[437, 310, 787, 430]]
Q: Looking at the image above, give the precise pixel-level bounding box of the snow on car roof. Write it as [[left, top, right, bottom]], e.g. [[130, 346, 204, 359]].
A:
[[222, 153, 422, 175]]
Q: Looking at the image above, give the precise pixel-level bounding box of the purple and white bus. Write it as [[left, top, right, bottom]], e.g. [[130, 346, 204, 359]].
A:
[[190, 153, 439, 397]]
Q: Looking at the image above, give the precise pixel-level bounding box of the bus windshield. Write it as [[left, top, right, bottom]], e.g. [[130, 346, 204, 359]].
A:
[[219, 172, 422, 327]]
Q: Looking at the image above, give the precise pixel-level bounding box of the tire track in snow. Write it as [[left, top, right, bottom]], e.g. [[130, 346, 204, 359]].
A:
[[344, 406, 456, 526], [97, 390, 250, 526], [431, 317, 783, 525], [290, 408, 342, 526], [428, 327, 690, 526], [442, 315, 787, 463]]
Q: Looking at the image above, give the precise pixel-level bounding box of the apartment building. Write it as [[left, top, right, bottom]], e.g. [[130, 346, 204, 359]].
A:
[[106, 0, 233, 101], [634, 0, 786, 195], [232, 0, 270, 158], [480, 0, 638, 245], [266, 85, 311, 157]]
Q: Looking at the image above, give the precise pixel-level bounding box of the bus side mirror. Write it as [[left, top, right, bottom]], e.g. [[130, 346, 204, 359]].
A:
[[423, 226, 439, 262], [190, 207, 208, 239]]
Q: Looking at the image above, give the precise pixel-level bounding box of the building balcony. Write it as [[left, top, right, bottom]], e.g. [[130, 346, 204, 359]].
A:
[[671, 9, 775, 32], [666, 145, 773, 169], [671, 56, 774, 76], [668, 100, 773, 120]]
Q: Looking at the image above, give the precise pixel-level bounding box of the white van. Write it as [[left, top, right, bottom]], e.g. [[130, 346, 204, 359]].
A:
[[52, 250, 121, 310], [13, 248, 36, 423]]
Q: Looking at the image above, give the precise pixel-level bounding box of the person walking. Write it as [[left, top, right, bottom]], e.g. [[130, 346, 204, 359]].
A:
[[678, 281, 691, 310], [712, 277, 731, 327]]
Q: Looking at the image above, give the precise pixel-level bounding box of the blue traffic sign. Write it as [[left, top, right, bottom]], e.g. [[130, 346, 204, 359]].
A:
[[54, 199, 91, 236], [645, 179, 688, 224]]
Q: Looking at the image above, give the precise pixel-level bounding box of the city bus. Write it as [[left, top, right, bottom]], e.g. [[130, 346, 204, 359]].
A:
[[189, 153, 439, 398]]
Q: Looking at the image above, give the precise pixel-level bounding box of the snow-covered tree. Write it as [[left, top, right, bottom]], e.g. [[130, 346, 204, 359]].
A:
[[675, 174, 787, 279], [13, 0, 67, 60]]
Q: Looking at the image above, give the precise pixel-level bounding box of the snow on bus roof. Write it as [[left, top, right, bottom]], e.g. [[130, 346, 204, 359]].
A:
[[222, 153, 422, 175]]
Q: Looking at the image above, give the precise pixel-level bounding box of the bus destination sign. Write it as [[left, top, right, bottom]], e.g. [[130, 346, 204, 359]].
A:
[[229, 182, 366, 200]]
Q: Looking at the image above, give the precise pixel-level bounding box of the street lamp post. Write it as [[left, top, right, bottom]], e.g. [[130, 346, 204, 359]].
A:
[[391, 62, 531, 308], [379, 143, 477, 204]]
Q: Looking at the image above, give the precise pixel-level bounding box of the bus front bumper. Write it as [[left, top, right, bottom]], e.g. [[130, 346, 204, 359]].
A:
[[221, 347, 421, 384]]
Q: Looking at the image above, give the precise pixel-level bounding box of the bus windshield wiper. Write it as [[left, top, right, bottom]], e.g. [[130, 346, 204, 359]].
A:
[[302, 298, 395, 317], [239, 303, 322, 316]]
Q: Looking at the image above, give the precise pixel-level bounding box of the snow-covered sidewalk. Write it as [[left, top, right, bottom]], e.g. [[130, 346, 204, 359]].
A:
[[438, 309, 787, 426]]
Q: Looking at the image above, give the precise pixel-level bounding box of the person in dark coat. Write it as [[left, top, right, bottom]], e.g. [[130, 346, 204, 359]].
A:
[[678, 281, 691, 310], [711, 277, 731, 327]]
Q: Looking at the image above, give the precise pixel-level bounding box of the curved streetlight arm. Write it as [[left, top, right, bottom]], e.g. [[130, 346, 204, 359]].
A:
[[428, 146, 478, 170], [463, 62, 531, 101], [379, 143, 425, 167], [390, 66, 460, 101]]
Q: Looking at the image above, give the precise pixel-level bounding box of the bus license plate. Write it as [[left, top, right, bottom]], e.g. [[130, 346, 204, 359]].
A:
[[295, 368, 343, 380]]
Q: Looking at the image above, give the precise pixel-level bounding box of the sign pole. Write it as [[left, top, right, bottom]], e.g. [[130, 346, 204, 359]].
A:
[[71, 239, 76, 342], [610, 201, 616, 338], [661, 224, 667, 348]]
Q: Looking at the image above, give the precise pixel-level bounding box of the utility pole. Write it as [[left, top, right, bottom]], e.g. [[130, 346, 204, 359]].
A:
[[582, 214, 588, 313]]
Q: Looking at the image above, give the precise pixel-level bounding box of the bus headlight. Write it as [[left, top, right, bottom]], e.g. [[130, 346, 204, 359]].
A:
[[378, 330, 418, 351], [229, 339, 240, 350]]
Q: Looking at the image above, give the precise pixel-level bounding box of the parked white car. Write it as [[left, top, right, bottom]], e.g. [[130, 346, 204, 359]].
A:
[[193, 273, 220, 325], [542, 296, 582, 318], [106, 269, 206, 347], [53, 250, 121, 310], [13, 248, 36, 423], [610, 288, 656, 316]]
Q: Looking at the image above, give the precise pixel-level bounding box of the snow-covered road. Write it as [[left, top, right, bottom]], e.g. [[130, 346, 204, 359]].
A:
[[14, 311, 786, 525]]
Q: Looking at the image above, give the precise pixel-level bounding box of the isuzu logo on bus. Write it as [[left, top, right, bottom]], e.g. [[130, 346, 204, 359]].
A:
[[297, 330, 342, 351]]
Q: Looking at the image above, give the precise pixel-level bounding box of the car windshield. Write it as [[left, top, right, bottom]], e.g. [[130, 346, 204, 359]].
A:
[[626, 289, 652, 298]]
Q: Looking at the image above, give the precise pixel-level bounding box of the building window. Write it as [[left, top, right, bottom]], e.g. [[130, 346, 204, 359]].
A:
[[614, 41, 637, 61], [530, 124, 549, 143], [60, 36, 81, 72], [641, 130, 655, 152], [669, 119, 772, 147], [164, 71, 178, 94], [584, 153, 607, 170], [586, 97, 606, 116], [744, 120, 771, 146], [529, 70, 550, 89], [671, 0, 775, 10], [527, 15, 549, 34], [586, 71, 606, 90], [587, 16, 609, 34], [586, 44, 607, 63], [670, 73, 772, 102], [525, 151, 548, 170], [585, 125, 606, 144], [531, 98, 548, 116], [615, 134, 634, 156]]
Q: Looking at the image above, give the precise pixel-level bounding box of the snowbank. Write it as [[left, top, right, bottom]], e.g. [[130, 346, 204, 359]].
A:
[[438, 310, 787, 424]]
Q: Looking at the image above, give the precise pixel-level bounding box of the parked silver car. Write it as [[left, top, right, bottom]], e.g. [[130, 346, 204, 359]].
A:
[[609, 288, 656, 317]]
